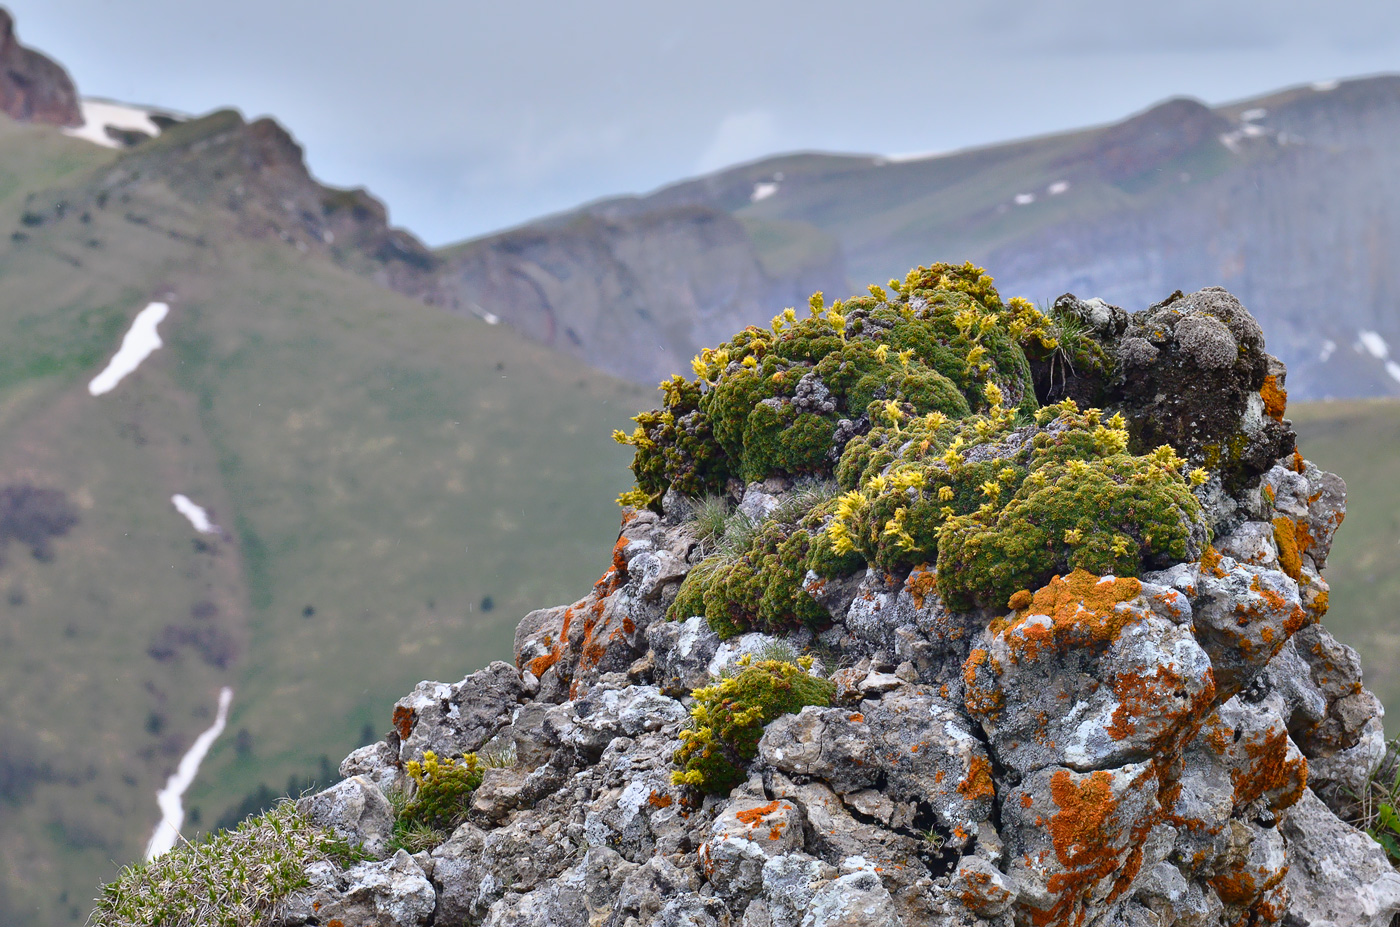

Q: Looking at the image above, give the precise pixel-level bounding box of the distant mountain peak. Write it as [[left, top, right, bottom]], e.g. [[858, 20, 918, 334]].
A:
[[1088, 97, 1231, 183], [0, 8, 81, 127]]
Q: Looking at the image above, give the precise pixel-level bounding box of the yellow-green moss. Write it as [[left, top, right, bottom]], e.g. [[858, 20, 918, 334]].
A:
[[673, 657, 835, 795], [827, 402, 1205, 611], [617, 263, 1052, 507]]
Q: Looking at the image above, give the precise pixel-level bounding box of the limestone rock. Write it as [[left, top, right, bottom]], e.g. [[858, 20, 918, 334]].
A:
[[296, 775, 396, 858], [282, 850, 434, 927], [1282, 789, 1400, 927], [964, 572, 1214, 775], [394, 661, 526, 762], [1002, 762, 1161, 927]]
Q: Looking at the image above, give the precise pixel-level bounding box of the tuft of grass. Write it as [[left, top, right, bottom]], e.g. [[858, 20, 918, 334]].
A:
[[1343, 735, 1400, 864], [768, 479, 840, 525], [384, 786, 448, 855], [481, 745, 517, 769], [688, 494, 734, 555], [714, 510, 761, 560], [87, 801, 367, 927]]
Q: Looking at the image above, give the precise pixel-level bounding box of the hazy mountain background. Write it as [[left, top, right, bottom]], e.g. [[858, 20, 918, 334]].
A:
[[0, 4, 1398, 925]]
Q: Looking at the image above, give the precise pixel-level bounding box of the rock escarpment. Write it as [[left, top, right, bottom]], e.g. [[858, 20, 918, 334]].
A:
[[0, 9, 80, 127], [109, 267, 1400, 927], [434, 207, 848, 387]]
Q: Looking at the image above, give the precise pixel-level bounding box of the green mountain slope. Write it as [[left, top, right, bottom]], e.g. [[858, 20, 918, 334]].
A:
[[1292, 400, 1400, 735], [0, 113, 643, 925]]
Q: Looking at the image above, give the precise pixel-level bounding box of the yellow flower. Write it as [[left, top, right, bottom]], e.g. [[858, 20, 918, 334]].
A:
[[983, 381, 1004, 408]]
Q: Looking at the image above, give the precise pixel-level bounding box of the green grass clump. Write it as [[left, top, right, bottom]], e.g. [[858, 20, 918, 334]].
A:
[[673, 657, 835, 795], [88, 802, 367, 927], [616, 262, 1055, 508], [668, 483, 860, 639], [829, 398, 1207, 611]]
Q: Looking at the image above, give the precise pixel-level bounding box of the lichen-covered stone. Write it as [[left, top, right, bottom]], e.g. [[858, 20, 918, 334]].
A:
[[393, 661, 527, 763], [283, 850, 435, 927], [965, 570, 1214, 775], [1281, 789, 1400, 927], [182, 273, 1400, 927]]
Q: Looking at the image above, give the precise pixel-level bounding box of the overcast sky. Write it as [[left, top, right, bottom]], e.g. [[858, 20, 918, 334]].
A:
[[9, 1, 1399, 246]]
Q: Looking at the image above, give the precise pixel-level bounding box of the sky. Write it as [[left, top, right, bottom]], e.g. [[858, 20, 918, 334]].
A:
[[9, 0, 1400, 246]]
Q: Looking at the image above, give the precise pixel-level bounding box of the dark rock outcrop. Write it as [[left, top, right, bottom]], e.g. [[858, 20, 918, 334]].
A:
[[0, 9, 80, 127]]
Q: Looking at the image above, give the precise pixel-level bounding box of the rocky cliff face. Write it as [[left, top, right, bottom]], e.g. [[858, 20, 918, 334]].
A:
[[99, 270, 1400, 927], [433, 208, 847, 387], [0, 9, 80, 127]]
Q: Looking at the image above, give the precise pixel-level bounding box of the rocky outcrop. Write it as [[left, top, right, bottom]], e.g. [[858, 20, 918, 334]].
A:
[[177, 280, 1397, 927], [19, 108, 443, 298], [0, 9, 80, 127]]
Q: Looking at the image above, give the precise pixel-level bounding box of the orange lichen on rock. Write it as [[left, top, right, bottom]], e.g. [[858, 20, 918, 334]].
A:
[[1038, 770, 1128, 925], [1260, 375, 1287, 422], [1209, 868, 1259, 906], [527, 607, 572, 678], [1200, 545, 1226, 578], [647, 790, 674, 809], [1002, 570, 1143, 663], [907, 566, 938, 610], [1106, 664, 1214, 745], [734, 800, 782, 826], [1021, 765, 1160, 927], [963, 648, 1005, 717], [958, 754, 996, 802], [1232, 727, 1307, 813], [392, 705, 415, 740], [1271, 516, 1303, 580]]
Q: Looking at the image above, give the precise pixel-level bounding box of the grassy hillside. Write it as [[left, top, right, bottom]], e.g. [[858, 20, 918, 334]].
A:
[[0, 116, 644, 925], [1292, 400, 1400, 734]]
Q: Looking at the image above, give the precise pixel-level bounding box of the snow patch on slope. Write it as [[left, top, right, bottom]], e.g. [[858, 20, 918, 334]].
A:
[[89, 302, 168, 396], [1357, 329, 1389, 359], [145, 687, 233, 860], [751, 181, 779, 202], [172, 495, 219, 534], [64, 99, 165, 148]]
